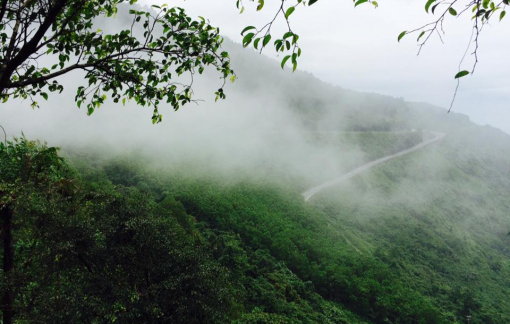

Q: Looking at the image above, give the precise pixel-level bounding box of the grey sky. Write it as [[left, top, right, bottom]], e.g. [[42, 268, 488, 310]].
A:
[[141, 0, 510, 134]]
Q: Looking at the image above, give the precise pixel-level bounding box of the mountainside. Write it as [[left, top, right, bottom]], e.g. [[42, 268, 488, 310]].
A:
[[1, 8, 510, 323], [57, 99, 510, 324]]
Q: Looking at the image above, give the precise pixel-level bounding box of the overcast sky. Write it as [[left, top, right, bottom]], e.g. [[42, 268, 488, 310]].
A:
[[141, 0, 510, 134]]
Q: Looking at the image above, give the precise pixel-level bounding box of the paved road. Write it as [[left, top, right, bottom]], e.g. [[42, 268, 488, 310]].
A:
[[302, 131, 446, 201]]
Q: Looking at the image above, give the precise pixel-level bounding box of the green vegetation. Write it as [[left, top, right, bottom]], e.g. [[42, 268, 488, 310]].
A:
[[2, 40, 509, 322], [312, 123, 510, 323], [3, 111, 510, 324], [0, 1, 233, 121], [0, 138, 368, 323], [2, 2, 509, 323]]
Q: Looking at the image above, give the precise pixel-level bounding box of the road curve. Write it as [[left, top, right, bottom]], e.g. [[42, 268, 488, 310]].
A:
[[302, 131, 446, 202]]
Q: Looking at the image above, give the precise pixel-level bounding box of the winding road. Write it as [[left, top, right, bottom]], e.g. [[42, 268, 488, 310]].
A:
[[302, 131, 446, 201]]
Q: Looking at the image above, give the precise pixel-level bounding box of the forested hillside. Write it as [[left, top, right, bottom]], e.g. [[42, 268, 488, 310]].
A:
[[3, 101, 510, 324]]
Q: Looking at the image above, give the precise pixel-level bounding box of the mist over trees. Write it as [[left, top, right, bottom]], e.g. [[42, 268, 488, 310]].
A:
[[1, 1, 510, 324]]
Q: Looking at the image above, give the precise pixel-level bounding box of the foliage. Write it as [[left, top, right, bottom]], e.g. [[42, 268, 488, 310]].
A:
[[3, 84, 510, 324], [0, 139, 238, 323], [0, 0, 234, 123], [0, 139, 368, 323], [0, 137, 73, 212], [73, 102, 510, 324], [3, 113, 510, 323], [311, 120, 510, 323]]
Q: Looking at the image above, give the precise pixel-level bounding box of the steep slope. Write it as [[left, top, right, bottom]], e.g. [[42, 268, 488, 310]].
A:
[[306, 112, 510, 323], [61, 94, 510, 324]]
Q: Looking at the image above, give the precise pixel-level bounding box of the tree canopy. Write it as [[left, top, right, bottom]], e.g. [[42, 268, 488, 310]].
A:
[[0, 0, 234, 123], [0, 138, 238, 323]]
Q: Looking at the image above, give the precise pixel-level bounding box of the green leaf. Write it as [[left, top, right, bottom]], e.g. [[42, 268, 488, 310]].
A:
[[281, 55, 291, 69], [309, 0, 319, 5], [41, 92, 48, 100], [417, 31, 425, 41], [285, 7, 295, 18], [500, 10, 506, 21], [257, 0, 264, 11], [253, 38, 261, 49], [242, 33, 255, 47], [283, 31, 294, 39], [355, 0, 368, 7], [425, 0, 436, 13], [241, 26, 256, 35], [372, 1, 379, 8], [449, 7, 457, 15], [476, 9, 487, 17], [398, 31, 407, 42], [431, 3, 440, 14], [454, 70, 469, 79], [262, 34, 271, 47], [275, 40, 283, 52]]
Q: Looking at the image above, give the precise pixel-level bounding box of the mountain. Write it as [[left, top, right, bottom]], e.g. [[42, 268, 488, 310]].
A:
[[1, 6, 510, 324]]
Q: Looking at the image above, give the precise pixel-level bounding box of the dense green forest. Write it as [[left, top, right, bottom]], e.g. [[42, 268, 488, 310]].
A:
[[2, 105, 510, 323]]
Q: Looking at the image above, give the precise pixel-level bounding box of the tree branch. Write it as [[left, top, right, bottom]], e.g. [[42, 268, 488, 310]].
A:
[[0, 0, 8, 22], [4, 47, 185, 88], [1, 0, 67, 89], [34, 0, 88, 53]]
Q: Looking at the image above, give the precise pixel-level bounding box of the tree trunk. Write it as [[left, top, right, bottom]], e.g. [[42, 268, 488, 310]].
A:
[[1, 206, 13, 324], [0, 0, 68, 92]]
